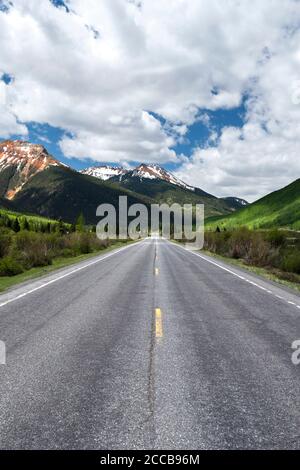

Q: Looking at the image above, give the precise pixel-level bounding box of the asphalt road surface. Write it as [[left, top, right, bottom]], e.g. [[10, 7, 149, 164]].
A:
[[0, 237, 300, 450]]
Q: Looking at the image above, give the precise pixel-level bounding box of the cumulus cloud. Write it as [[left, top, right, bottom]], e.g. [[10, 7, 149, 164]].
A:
[[0, 0, 299, 198], [0, 80, 27, 137], [175, 19, 300, 201], [60, 110, 178, 163], [176, 120, 300, 202]]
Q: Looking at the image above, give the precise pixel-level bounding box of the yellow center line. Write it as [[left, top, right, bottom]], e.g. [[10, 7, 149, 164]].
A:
[[155, 308, 163, 338], [155, 267, 159, 276]]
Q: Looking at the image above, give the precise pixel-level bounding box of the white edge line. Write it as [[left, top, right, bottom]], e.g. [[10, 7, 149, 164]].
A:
[[0, 241, 143, 309], [171, 241, 300, 310]]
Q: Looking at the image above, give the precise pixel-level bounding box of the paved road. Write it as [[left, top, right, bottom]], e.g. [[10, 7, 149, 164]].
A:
[[0, 237, 300, 449]]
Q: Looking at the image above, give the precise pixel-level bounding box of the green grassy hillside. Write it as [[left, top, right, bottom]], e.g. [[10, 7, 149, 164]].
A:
[[206, 178, 300, 230], [0, 207, 60, 225], [0, 206, 70, 233]]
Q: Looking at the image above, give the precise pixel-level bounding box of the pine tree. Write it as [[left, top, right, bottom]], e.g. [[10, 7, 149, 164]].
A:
[[76, 213, 85, 232], [13, 218, 21, 233], [57, 218, 66, 235], [23, 218, 30, 231]]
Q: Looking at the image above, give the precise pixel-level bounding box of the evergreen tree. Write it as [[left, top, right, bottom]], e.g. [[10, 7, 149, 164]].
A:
[[76, 213, 85, 232], [57, 218, 66, 235], [13, 218, 21, 233], [23, 218, 30, 231]]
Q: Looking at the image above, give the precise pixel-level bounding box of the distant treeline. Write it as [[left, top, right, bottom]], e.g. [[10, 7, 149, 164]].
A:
[[0, 210, 71, 234]]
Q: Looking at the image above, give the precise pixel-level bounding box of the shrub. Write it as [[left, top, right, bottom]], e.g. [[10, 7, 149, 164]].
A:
[[78, 232, 93, 254], [228, 228, 253, 259], [43, 233, 65, 256], [245, 233, 272, 266], [265, 230, 286, 248], [204, 231, 230, 255], [280, 251, 300, 274], [0, 228, 12, 258], [0, 257, 23, 276], [0, 227, 112, 278], [12, 231, 53, 268], [63, 233, 83, 256], [95, 238, 109, 250], [204, 228, 281, 268], [60, 248, 74, 258], [63, 232, 109, 255]]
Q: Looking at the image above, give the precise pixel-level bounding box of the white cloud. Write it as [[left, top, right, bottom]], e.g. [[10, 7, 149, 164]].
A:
[[0, 81, 27, 137], [175, 16, 300, 201], [0, 0, 299, 199], [176, 120, 300, 202], [60, 110, 178, 163]]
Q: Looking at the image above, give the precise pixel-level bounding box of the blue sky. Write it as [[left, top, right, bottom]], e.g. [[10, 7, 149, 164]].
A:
[[6, 102, 246, 173], [167, 105, 246, 172], [1, 0, 299, 201]]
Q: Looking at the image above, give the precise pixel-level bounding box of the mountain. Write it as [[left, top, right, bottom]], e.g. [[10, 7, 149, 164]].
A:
[[207, 179, 300, 230], [12, 167, 153, 225], [220, 197, 248, 210], [81, 165, 127, 181], [82, 163, 246, 216], [0, 140, 64, 200], [131, 164, 196, 191], [0, 141, 152, 224], [0, 140, 247, 224], [109, 173, 230, 216], [0, 196, 17, 211], [81, 163, 196, 191]]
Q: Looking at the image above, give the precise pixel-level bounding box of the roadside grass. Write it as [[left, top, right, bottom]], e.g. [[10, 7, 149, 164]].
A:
[[0, 240, 136, 293]]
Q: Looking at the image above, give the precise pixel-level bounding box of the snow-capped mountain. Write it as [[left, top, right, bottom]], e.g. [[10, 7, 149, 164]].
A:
[[0, 140, 249, 222], [0, 140, 63, 199], [131, 164, 195, 191], [234, 198, 248, 206], [81, 163, 196, 191], [81, 165, 127, 181], [221, 197, 249, 209]]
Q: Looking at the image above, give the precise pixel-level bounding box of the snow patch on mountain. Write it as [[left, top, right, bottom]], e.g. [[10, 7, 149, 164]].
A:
[[132, 164, 195, 191], [234, 198, 248, 206], [0, 140, 63, 199], [81, 163, 196, 191], [80, 165, 127, 181]]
